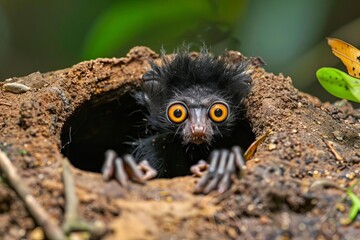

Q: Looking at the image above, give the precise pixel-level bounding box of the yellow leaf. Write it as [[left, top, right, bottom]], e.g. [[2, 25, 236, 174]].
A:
[[327, 38, 360, 78], [244, 130, 272, 161]]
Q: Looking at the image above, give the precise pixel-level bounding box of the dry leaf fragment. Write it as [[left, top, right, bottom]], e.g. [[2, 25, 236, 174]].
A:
[[244, 130, 273, 160], [327, 38, 360, 78]]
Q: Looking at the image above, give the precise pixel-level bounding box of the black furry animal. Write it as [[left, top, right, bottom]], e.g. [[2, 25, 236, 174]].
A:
[[102, 47, 254, 194]]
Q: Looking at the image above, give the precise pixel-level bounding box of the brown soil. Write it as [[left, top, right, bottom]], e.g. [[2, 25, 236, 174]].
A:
[[0, 47, 360, 240]]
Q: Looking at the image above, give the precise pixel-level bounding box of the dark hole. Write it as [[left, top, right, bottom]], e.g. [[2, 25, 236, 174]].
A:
[[61, 91, 146, 172], [61, 90, 255, 173]]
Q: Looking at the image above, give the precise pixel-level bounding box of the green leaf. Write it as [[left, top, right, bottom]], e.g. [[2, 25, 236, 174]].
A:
[[316, 67, 360, 103], [347, 187, 360, 221]]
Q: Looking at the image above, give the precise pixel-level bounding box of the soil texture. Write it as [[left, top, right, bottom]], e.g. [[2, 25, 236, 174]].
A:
[[0, 47, 360, 240]]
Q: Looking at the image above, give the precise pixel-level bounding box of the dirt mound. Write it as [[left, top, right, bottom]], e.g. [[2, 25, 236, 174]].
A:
[[0, 47, 359, 239]]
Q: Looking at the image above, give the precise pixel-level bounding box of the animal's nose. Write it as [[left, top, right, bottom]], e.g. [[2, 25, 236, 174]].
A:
[[191, 125, 206, 137]]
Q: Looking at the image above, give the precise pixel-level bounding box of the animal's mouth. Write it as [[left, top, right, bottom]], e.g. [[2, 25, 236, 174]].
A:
[[182, 135, 207, 145], [189, 136, 206, 145]]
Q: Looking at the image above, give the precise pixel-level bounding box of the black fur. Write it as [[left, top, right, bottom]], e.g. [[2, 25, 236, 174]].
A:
[[133, 48, 252, 177]]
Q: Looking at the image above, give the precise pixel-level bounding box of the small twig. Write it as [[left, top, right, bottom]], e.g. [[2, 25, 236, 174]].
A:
[[309, 179, 345, 191], [0, 100, 12, 107], [62, 158, 106, 237], [324, 140, 344, 161], [0, 150, 65, 240], [62, 158, 80, 233]]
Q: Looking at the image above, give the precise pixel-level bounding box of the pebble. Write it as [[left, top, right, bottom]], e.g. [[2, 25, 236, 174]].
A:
[[268, 143, 277, 150], [346, 172, 356, 180], [3, 82, 30, 94], [332, 130, 344, 141]]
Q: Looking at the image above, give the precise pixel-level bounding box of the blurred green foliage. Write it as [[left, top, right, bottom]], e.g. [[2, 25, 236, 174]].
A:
[[1, 0, 360, 103], [82, 0, 246, 59], [0, 5, 9, 67]]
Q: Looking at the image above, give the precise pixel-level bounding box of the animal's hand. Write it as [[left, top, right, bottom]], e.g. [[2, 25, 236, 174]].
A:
[[193, 146, 246, 194], [102, 150, 157, 187]]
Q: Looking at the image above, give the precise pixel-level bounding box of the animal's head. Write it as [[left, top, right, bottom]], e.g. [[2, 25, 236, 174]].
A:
[[137, 48, 252, 146]]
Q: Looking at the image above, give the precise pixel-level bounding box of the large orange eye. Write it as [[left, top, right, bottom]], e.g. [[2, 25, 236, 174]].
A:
[[208, 102, 229, 123], [167, 102, 188, 123]]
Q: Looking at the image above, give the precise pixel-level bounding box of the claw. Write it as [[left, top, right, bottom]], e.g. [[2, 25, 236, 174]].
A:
[[114, 157, 128, 187], [217, 150, 229, 175], [194, 146, 246, 194], [203, 175, 220, 194], [218, 152, 235, 193], [232, 146, 246, 171], [102, 150, 157, 188], [203, 150, 228, 193], [102, 150, 117, 181], [123, 154, 145, 183], [208, 150, 220, 173], [194, 151, 220, 193]]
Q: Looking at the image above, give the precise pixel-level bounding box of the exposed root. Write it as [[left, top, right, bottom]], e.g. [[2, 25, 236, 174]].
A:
[[62, 159, 106, 238], [0, 150, 65, 240]]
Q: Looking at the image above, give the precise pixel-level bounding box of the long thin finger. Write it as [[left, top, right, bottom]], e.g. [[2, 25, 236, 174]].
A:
[[208, 151, 220, 172], [114, 157, 128, 187], [226, 152, 236, 174], [102, 150, 117, 181], [203, 176, 221, 194], [218, 174, 231, 194], [138, 160, 157, 180], [203, 150, 229, 194], [218, 153, 235, 193], [232, 146, 246, 172], [217, 150, 229, 175], [194, 151, 220, 193], [123, 154, 145, 183]]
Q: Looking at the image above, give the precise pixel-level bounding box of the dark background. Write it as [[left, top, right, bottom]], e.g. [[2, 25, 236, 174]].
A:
[[1, 0, 360, 103]]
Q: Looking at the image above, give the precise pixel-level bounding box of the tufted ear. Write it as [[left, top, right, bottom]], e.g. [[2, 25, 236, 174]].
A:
[[138, 71, 165, 108]]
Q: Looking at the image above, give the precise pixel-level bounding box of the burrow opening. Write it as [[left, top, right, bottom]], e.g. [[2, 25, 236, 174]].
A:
[[61, 90, 146, 172], [61, 90, 255, 174]]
